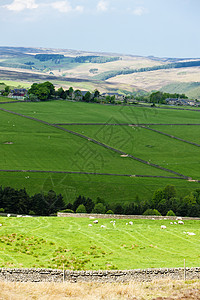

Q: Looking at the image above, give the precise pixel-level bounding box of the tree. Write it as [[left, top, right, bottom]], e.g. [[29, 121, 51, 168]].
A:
[[83, 91, 91, 102], [92, 203, 106, 214], [76, 204, 86, 213]]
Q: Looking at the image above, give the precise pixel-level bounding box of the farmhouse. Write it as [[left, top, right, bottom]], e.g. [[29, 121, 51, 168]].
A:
[[165, 98, 197, 106], [10, 88, 27, 100]]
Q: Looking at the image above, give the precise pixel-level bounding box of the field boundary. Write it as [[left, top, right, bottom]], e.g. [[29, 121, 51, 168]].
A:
[[0, 169, 188, 180], [57, 212, 200, 220], [0, 267, 199, 282], [140, 125, 200, 147]]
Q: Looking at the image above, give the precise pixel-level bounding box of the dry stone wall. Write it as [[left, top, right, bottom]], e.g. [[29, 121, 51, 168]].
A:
[[57, 212, 200, 220], [0, 267, 199, 282]]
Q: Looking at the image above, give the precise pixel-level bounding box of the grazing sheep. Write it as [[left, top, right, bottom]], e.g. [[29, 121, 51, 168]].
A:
[[93, 220, 98, 224], [7, 214, 11, 217], [89, 216, 94, 219], [129, 221, 133, 225], [17, 215, 22, 218], [152, 218, 155, 220], [126, 223, 128, 225], [178, 220, 184, 225], [170, 222, 173, 225], [0, 224, 2, 227], [161, 225, 166, 229], [174, 222, 177, 225], [101, 225, 106, 228], [88, 224, 92, 227], [187, 232, 196, 236], [110, 221, 113, 223]]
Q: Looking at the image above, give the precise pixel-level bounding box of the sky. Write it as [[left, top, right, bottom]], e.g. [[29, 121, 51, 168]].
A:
[[0, 0, 200, 58]]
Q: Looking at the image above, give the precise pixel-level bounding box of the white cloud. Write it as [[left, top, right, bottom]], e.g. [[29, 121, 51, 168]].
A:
[[51, 1, 84, 13], [132, 6, 147, 16], [51, 1, 72, 13], [97, 0, 109, 12], [4, 0, 38, 12]]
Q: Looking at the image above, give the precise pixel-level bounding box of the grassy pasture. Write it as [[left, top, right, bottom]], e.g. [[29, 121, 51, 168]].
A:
[[0, 217, 199, 270], [0, 171, 199, 206], [0, 96, 20, 103], [149, 125, 200, 145], [0, 101, 200, 203], [62, 124, 200, 179], [0, 110, 174, 177], [1, 100, 200, 124]]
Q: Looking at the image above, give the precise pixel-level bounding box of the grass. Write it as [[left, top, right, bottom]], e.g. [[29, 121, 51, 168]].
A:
[[62, 124, 200, 179], [1, 100, 200, 124], [0, 279, 199, 299], [149, 125, 200, 145], [0, 96, 21, 102], [0, 101, 200, 204], [0, 217, 199, 270]]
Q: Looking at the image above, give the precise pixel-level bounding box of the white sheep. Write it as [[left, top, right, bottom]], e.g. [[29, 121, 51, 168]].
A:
[[17, 215, 22, 218], [174, 222, 177, 225], [101, 225, 106, 228], [161, 225, 166, 229], [89, 216, 94, 219], [88, 224, 92, 227], [93, 220, 98, 224], [187, 232, 196, 236], [7, 214, 11, 217], [129, 221, 133, 225], [126, 223, 128, 225], [110, 221, 113, 223], [170, 222, 173, 225], [0, 224, 2, 227], [178, 220, 184, 225]]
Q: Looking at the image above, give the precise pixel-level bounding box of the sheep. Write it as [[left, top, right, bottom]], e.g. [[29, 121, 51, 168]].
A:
[[178, 220, 184, 225], [110, 221, 113, 223], [126, 223, 128, 225], [0, 224, 2, 227], [101, 225, 106, 228], [174, 222, 177, 225], [7, 214, 11, 217], [89, 216, 94, 219], [129, 221, 133, 225], [161, 225, 166, 229], [93, 220, 98, 224], [170, 222, 173, 225], [88, 224, 92, 227], [187, 232, 196, 236], [176, 217, 182, 220], [152, 218, 155, 220], [17, 215, 22, 218]]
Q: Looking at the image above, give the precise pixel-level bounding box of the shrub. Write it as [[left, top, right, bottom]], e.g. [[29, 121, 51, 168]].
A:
[[76, 204, 86, 213], [166, 210, 176, 216], [59, 209, 74, 213], [106, 210, 114, 214], [143, 209, 161, 216], [0, 208, 4, 213], [92, 203, 106, 214]]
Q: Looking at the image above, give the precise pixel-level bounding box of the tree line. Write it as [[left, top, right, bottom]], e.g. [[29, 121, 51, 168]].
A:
[[0, 187, 65, 216], [0, 185, 200, 217], [62, 185, 200, 217]]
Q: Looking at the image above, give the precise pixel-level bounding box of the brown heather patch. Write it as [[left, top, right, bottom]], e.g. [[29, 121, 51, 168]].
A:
[[0, 279, 199, 299]]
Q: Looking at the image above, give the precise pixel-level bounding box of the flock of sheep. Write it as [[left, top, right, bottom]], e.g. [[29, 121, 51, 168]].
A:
[[87, 216, 196, 236]]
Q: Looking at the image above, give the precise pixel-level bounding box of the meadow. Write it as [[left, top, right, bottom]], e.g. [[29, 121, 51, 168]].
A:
[[0, 216, 199, 270], [0, 100, 200, 204]]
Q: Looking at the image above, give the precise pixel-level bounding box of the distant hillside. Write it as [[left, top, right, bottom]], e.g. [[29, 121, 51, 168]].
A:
[[0, 46, 199, 98]]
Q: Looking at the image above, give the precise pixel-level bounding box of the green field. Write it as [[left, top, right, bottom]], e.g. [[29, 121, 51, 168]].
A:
[[0, 100, 200, 204], [0, 96, 21, 103], [1, 100, 200, 124], [0, 216, 199, 270]]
